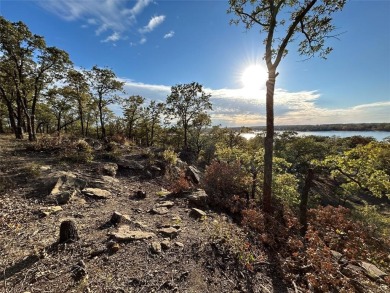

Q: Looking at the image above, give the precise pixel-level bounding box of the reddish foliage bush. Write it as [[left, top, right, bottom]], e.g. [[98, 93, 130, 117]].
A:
[[202, 160, 250, 213], [168, 171, 192, 195]]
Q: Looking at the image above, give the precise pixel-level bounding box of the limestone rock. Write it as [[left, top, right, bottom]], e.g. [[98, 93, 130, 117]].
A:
[[175, 242, 184, 248], [186, 166, 202, 184], [187, 189, 208, 209], [161, 240, 171, 250], [117, 160, 144, 170], [151, 207, 169, 215], [150, 242, 162, 254], [190, 208, 207, 219], [158, 227, 180, 238], [48, 174, 86, 204], [155, 201, 175, 208], [82, 188, 111, 199], [110, 225, 156, 241], [358, 261, 387, 280], [110, 211, 131, 226], [39, 206, 62, 217]]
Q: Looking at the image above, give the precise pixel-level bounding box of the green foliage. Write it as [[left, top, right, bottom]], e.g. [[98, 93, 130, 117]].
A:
[[162, 148, 178, 166], [314, 142, 390, 199], [62, 139, 94, 163]]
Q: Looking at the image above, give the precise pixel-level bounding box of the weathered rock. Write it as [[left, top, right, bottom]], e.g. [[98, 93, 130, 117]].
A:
[[341, 264, 364, 278], [158, 227, 180, 238], [190, 208, 207, 219], [358, 261, 387, 280], [110, 211, 131, 226], [48, 174, 86, 204], [117, 160, 144, 170], [39, 206, 62, 217], [151, 207, 170, 215], [161, 240, 171, 250], [102, 163, 118, 177], [186, 166, 202, 184], [175, 242, 184, 248], [187, 189, 208, 209], [110, 225, 156, 241], [155, 201, 175, 208], [82, 188, 111, 199], [150, 242, 162, 254]]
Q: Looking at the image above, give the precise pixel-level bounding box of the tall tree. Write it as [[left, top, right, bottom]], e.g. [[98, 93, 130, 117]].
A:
[[141, 100, 165, 146], [122, 95, 145, 140], [166, 82, 212, 149], [228, 0, 347, 212], [0, 16, 71, 141], [65, 69, 91, 136], [86, 66, 124, 139]]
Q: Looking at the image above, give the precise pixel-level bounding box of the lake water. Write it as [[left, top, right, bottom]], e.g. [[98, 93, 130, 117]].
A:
[[241, 131, 390, 141]]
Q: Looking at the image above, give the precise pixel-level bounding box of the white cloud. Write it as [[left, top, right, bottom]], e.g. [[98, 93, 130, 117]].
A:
[[139, 15, 166, 34], [38, 0, 154, 42], [113, 79, 390, 126], [164, 30, 175, 39], [102, 32, 121, 43], [140, 37, 147, 44]]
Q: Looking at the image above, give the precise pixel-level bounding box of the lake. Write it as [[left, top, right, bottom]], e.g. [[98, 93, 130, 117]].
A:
[[241, 131, 390, 141]]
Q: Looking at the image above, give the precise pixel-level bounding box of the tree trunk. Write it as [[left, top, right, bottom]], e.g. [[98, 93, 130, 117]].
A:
[[263, 71, 277, 213], [300, 168, 314, 236], [59, 220, 79, 243], [99, 104, 106, 139]]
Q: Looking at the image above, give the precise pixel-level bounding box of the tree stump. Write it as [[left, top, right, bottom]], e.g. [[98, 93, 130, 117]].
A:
[[59, 220, 79, 243]]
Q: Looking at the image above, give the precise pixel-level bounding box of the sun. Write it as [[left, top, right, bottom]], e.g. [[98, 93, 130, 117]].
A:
[[241, 64, 268, 93]]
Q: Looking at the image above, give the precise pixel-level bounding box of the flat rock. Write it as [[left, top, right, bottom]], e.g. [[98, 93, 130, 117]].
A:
[[151, 207, 169, 215], [110, 225, 156, 241], [190, 208, 207, 219], [117, 160, 144, 170], [82, 188, 111, 199], [110, 211, 131, 225], [158, 227, 180, 238], [39, 206, 62, 217], [155, 201, 175, 208], [358, 261, 387, 280], [48, 174, 86, 204]]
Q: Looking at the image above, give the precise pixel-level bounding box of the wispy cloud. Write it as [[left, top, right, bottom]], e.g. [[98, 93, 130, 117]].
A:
[[37, 0, 154, 42], [164, 30, 175, 39], [102, 32, 120, 43], [139, 15, 166, 34], [117, 79, 390, 126], [140, 37, 147, 44]]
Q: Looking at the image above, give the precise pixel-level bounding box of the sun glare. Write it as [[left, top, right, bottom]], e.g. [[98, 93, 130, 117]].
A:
[[241, 64, 268, 95]]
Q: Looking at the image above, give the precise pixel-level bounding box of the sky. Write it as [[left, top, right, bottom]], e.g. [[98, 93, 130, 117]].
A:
[[1, 0, 389, 127]]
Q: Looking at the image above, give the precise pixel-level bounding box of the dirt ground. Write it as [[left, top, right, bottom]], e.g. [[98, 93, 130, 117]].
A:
[[0, 135, 289, 293]]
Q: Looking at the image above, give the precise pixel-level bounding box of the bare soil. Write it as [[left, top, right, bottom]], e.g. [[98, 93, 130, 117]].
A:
[[0, 135, 287, 293]]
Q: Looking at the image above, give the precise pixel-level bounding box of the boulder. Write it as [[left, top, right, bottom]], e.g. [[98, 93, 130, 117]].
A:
[[187, 189, 208, 209], [110, 225, 156, 241], [82, 188, 111, 199], [117, 159, 144, 171]]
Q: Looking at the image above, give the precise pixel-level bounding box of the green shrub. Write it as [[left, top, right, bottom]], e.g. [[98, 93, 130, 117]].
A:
[[61, 139, 94, 163]]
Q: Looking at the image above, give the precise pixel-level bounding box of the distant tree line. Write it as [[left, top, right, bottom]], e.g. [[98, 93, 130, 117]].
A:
[[245, 123, 390, 132]]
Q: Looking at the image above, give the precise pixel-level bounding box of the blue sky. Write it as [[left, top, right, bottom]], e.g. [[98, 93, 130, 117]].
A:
[[1, 0, 389, 126]]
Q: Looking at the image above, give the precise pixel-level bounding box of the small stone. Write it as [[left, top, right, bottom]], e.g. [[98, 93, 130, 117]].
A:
[[158, 227, 180, 238], [161, 240, 171, 250], [71, 260, 87, 282], [155, 201, 175, 208], [110, 225, 156, 241], [190, 208, 207, 219], [150, 242, 162, 254], [110, 211, 131, 225], [151, 207, 169, 215], [175, 242, 184, 248], [82, 188, 111, 199], [39, 206, 62, 217], [102, 163, 118, 177], [187, 189, 208, 209]]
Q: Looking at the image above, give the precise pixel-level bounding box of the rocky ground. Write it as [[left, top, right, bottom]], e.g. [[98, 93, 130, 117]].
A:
[[0, 135, 287, 293], [0, 135, 388, 293]]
